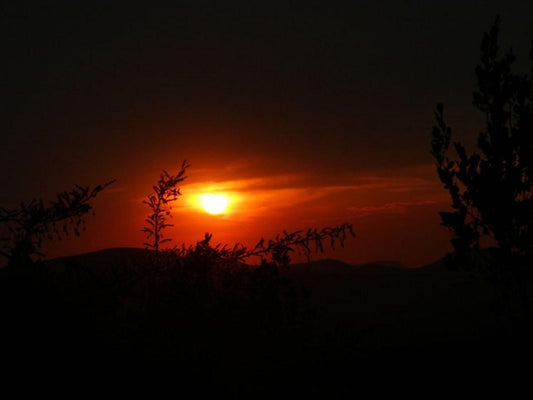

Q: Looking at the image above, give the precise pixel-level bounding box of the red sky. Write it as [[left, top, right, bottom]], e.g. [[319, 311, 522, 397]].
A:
[[3, 1, 533, 267], [40, 160, 453, 267]]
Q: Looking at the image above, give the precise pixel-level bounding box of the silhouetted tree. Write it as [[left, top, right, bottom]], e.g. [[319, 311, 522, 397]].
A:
[[142, 161, 189, 252], [431, 17, 533, 331], [0, 181, 114, 267]]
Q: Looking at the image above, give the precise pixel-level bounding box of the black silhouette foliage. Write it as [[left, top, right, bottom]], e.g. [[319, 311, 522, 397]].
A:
[[116, 224, 354, 362], [142, 161, 189, 252], [244, 223, 355, 267], [432, 17, 533, 261], [172, 222, 355, 267], [0, 181, 114, 267], [431, 17, 533, 331]]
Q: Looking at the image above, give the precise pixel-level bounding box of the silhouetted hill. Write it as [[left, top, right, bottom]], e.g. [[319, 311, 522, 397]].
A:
[[41, 248, 500, 351], [44, 247, 152, 273], [285, 256, 498, 349], [290, 258, 407, 273]]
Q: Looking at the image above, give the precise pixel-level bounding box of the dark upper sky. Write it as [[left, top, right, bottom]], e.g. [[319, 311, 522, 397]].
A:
[[2, 1, 533, 265]]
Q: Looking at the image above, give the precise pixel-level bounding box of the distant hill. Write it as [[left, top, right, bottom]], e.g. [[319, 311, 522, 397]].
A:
[[41, 247, 499, 351], [44, 247, 153, 272], [284, 255, 498, 349], [44, 248, 409, 277], [290, 258, 407, 273]]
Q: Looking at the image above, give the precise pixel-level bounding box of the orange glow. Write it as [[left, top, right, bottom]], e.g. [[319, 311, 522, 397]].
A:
[[39, 165, 453, 268], [200, 193, 229, 214]]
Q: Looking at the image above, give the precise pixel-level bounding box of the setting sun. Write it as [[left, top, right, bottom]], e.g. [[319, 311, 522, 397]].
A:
[[200, 194, 229, 215]]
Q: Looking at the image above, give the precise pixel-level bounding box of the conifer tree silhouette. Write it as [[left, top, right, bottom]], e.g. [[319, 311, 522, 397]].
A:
[[431, 17, 533, 330], [432, 16, 533, 262]]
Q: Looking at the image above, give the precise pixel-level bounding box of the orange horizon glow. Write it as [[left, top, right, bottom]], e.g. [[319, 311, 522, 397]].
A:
[[37, 163, 454, 268]]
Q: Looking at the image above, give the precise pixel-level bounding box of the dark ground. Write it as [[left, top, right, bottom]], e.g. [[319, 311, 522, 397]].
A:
[[1, 248, 531, 396]]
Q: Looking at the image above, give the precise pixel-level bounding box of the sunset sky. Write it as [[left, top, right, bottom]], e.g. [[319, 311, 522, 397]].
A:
[[2, 1, 533, 266]]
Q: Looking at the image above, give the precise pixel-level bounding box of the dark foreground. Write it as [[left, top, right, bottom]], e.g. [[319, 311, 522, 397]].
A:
[[1, 249, 531, 396]]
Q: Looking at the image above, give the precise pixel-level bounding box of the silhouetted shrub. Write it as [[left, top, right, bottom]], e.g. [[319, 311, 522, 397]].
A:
[[173, 223, 355, 267], [0, 181, 114, 268], [142, 161, 189, 251], [28, 224, 353, 366]]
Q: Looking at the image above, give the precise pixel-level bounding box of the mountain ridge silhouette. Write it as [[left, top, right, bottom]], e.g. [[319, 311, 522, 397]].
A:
[[39, 247, 498, 350]]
